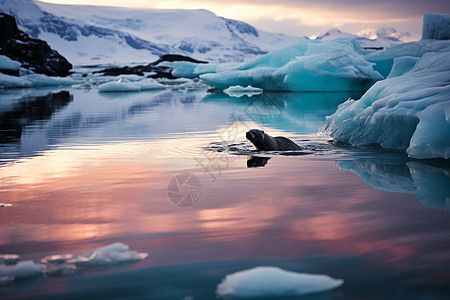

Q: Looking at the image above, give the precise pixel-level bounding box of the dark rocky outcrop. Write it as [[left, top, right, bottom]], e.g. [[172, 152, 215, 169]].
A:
[[0, 13, 72, 77], [94, 54, 207, 79]]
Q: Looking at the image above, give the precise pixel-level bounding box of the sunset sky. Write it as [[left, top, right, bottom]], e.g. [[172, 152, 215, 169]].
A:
[[38, 0, 450, 37]]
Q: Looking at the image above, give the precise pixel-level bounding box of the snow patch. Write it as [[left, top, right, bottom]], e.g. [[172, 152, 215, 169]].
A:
[[216, 266, 344, 298]]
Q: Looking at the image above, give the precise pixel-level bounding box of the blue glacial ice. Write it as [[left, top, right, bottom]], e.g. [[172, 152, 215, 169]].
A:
[[216, 266, 343, 298], [98, 77, 166, 92], [0, 72, 78, 88], [165, 39, 383, 92], [323, 49, 450, 159], [0, 55, 21, 72], [422, 12, 450, 40]]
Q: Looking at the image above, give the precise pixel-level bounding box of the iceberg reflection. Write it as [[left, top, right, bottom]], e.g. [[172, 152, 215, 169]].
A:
[[337, 159, 450, 212]]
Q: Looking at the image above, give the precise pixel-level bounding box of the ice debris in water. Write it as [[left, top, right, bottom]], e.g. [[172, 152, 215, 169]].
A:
[[0, 243, 147, 284], [324, 49, 450, 159], [216, 266, 344, 298], [0, 72, 77, 88], [223, 85, 263, 97], [98, 77, 165, 92], [41, 242, 148, 266], [0, 254, 20, 265], [0, 261, 43, 285]]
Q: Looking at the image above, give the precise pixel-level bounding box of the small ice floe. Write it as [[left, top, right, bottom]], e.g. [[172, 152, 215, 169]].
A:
[[0, 254, 20, 265], [98, 78, 165, 92], [0, 203, 12, 208], [0, 261, 43, 284], [216, 266, 344, 298], [0, 72, 77, 88], [41, 242, 148, 266], [223, 85, 263, 98]]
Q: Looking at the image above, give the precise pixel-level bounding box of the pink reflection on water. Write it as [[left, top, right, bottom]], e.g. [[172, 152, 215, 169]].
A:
[[0, 147, 449, 283]]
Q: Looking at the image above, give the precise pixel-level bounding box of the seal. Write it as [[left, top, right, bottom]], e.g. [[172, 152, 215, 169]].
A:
[[246, 129, 301, 151]]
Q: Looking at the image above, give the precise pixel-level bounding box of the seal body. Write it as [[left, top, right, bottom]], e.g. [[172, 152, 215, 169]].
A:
[[246, 129, 301, 151]]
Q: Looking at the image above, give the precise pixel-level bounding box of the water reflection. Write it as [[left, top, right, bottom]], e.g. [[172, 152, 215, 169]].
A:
[[337, 158, 450, 212], [246, 156, 271, 168], [0, 90, 72, 144], [203, 91, 364, 134]]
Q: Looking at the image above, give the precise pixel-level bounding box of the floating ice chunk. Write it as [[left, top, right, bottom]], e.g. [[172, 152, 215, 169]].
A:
[[0, 73, 33, 88], [22, 74, 77, 87], [42, 242, 148, 266], [224, 85, 263, 97], [98, 78, 165, 92], [422, 13, 450, 40], [216, 266, 344, 298], [323, 50, 450, 159], [134, 78, 166, 90], [0, 55, 21, 71], [201, 39, 382, 92], [0, 254, 20, 265], [0, 72, 77, 88], [0, 203, 13, 208], [0, 261, 43, 283]]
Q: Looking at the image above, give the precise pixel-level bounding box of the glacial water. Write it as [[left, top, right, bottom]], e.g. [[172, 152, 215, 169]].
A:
[[0, 86, 449, 300]]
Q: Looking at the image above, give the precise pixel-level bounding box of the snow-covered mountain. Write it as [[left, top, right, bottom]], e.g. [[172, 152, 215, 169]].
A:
[[313, 28, 415, 49], [0, 0, 305, 65]]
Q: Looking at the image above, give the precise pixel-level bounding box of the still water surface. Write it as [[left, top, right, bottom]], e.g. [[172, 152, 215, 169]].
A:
[[0, 87, 449, 299]]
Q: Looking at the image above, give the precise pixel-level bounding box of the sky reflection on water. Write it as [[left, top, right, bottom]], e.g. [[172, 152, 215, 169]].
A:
[[0, 88, 449, 299]]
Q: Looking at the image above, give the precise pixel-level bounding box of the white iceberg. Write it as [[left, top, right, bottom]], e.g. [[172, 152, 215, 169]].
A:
[[223, 85, 263, 97], [200, 38, 382, 92], [98, 78, 165, 92], [0, 254, 20, 265], [41, 242, 148, 266], [216, 266, 343, 298], [0, 72, 77, 88], [323, 50, 450, 159], [0, 261, 43, 283]]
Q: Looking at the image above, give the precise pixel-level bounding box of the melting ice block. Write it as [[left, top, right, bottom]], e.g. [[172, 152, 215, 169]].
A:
[[216, 266, 343, 298], [0, 261, 43, 284], [199, 38, 382, 92], [323, 50, 450, 159], [98, 78, 165, 92]]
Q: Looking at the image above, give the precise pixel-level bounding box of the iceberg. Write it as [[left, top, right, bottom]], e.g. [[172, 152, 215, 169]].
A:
[[216, 266, 343, 298], [422, 13, 450, 40], [41, 242, 148, 266], [98, 78, 165, 92], [324, 49, 450, 159], [0, 72, 77, 88], [200, 39, 383, 92], [0, 261, 43, 284]]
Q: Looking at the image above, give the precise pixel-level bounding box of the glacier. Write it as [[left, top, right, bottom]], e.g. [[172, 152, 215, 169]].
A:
[[197, 38, 383, 92], [324, 48, 450, 159], [216, 266, 343, 298], [0, 0, 305, 65]]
